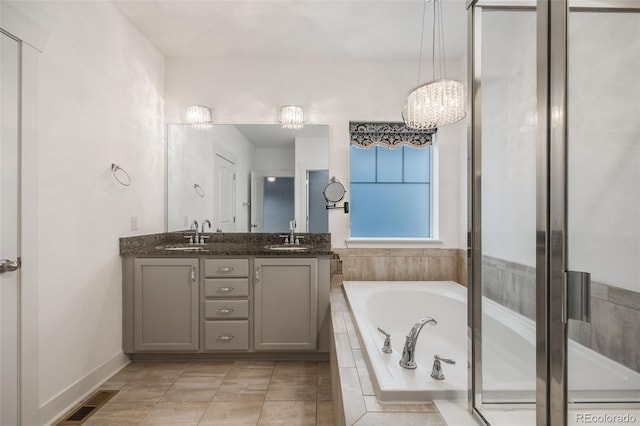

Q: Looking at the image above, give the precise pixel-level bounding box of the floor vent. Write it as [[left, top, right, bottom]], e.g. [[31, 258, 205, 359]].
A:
[[57, 390, 118, 425]]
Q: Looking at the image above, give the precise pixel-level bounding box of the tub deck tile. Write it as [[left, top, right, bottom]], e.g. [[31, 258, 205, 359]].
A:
[[363, 396, 437, 413], [338, 367, 367, 425], [335, 333, 356, 368], [354, 412, 446, 426]]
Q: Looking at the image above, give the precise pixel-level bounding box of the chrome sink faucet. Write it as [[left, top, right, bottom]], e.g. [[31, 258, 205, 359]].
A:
[[288, 219, 296, 245], [191, 220, 199, 244], [399, 317, 438, 369]]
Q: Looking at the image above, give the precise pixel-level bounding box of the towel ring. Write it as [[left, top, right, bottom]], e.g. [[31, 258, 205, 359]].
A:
[[194, 183, 205, 197], [111, 163, 131, 186]]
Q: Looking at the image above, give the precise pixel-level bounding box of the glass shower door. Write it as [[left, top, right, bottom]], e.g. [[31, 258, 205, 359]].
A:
[[566, 4, 640, 417]]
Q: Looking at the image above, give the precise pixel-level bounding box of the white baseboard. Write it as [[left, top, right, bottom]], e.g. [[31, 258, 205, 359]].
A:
[[40, 352, 130, 426]]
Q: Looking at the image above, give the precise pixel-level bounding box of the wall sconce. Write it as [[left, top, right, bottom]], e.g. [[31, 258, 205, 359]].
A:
[[279, 105, 305, 129], [185, 105, 212, 129]]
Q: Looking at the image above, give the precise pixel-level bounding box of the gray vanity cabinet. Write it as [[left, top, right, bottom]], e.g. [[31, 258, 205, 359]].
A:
[[254, 258, 318, 350], [132, 258, 199, 351]]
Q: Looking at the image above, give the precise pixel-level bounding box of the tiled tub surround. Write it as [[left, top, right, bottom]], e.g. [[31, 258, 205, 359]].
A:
[[482, 255, 640, 373], [330, 248, 467, 287], [329, 288, 446, 426]]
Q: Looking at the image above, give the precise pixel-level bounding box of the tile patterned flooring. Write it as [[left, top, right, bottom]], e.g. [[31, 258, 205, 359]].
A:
[[86, 360, 334, 425]]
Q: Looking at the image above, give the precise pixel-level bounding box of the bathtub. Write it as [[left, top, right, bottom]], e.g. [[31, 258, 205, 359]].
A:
[[343, 281, 640, 403]]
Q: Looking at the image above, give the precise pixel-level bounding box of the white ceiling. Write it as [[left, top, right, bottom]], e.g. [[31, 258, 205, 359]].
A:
[[112, 0, 468, 61]]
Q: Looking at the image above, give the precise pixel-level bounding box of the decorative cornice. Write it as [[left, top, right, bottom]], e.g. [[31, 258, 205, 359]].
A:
[[349, 122, 436, 149]]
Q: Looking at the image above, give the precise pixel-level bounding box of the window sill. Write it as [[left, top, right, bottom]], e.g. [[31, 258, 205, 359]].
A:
[[345, 238, 444, 248]]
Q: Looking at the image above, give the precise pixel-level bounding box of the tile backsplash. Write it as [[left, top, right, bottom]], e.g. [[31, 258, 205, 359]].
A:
[[330, 248, 466, 287]]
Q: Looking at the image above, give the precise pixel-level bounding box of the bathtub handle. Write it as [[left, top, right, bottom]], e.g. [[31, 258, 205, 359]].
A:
[[431, 355, 455, 380], [377, 327, 392, 354], [434, 355, 455, 365]]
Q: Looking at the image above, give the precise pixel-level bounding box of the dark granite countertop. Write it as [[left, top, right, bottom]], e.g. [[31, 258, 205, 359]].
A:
[[120, 232, 332, 257]]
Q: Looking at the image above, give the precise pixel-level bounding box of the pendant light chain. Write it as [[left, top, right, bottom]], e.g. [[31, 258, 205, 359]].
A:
[[417, 0, 428, 87]]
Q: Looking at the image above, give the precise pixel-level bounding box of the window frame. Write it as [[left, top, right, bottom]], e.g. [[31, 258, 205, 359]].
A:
[[346, 135, 440, 245]]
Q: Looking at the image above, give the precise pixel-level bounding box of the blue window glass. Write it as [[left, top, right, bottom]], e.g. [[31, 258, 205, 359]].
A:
[[350, 184, 430, 237], [403, 146, 430, 182], [350, 144, 432, 238], [376, 146, 403, 182], [350, 146, 376, 182]]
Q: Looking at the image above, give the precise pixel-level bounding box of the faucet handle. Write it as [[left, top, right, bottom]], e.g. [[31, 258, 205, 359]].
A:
[[434, 354, 455, 365], [431, 355, 455, 380], [377, 327, 392, 354], [184, 235, 194, 244]]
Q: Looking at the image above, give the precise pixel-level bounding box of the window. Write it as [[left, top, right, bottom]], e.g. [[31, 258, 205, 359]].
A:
[[350, 144, 432, 238]]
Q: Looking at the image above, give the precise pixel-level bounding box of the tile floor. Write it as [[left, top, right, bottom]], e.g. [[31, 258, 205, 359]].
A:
[[84, 360, 334, 425]]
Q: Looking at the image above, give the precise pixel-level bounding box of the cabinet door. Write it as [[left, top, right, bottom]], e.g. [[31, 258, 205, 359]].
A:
[[254, 258, 318, 350], [133, 258, 199, 351]]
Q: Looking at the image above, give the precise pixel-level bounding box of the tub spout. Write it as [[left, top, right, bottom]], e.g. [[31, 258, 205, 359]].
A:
[[399, 317, 437, 369]]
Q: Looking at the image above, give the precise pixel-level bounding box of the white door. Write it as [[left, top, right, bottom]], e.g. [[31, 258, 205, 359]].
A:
[[213, 153, 236, 232], [250, 172, 264, 232], [0, 30, 22, 426]]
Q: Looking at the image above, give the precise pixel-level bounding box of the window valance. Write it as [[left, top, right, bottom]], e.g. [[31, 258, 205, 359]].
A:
[[349, 121, 437, 149]]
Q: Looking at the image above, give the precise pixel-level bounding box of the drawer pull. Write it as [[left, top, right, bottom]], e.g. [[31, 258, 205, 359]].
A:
[[217, 266, 234, 273], [217, 335, 234, 342], [217, 287, 234, 293], [217, 308, 234, 315]]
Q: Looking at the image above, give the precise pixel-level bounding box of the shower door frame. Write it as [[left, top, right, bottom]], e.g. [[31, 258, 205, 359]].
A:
[[467, 1, 640, 425]]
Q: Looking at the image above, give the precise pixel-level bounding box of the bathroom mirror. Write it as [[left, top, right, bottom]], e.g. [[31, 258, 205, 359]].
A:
[[167, 124, 329, 233]]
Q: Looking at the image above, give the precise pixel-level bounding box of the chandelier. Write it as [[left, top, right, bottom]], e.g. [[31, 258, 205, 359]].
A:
[[185, 105, 212, 129], [279, 105, 305, 129], [402, 0, 466, 130]]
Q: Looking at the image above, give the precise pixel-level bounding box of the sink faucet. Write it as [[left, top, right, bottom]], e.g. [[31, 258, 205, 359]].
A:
[[288, 219, 296, 245], [191, 220, 199, 244], [399, 317, 437, 369]]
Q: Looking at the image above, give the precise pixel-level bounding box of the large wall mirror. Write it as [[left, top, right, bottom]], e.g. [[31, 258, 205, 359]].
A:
[[167, 124, 329, 233]]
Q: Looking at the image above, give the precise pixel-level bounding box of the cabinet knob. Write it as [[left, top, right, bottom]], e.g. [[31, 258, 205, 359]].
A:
[[217, 266, 234, 273], [217, 308, 234, 315], [218, 287, 234, 293], [217, 335, 234, 342]]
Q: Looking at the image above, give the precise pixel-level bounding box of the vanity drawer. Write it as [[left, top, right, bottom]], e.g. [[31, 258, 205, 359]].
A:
[[204, 278, 249, 298], [204, 300, 249, 319], [204, 259, 249, 278], [204, 320, 249, 351]]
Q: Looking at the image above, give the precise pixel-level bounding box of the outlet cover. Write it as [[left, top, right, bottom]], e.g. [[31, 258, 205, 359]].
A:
[[131, 216, 138, 231]]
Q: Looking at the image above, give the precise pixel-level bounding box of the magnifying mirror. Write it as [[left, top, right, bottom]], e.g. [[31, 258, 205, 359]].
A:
[[324, 177, 349, 213]]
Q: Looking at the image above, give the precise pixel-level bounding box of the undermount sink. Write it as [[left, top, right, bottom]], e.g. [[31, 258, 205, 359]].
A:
[[158, 245, 207, 251], [264, 245, 308, 251]]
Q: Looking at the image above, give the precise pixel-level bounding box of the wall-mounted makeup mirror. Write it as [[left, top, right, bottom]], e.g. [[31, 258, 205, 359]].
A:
[[324, 176, 349, 213], [167, 124, 329, 233]]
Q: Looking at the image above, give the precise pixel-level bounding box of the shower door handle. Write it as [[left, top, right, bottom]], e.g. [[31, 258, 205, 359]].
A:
[[0, 258, 20, 274], [565, 270, 591, 323]]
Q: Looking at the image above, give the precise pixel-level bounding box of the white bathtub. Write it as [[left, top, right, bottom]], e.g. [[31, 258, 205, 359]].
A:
[[343, 281, 640, 403]]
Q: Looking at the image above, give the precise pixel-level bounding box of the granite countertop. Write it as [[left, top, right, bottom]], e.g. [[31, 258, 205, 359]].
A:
[[120, 232, 332, 257]]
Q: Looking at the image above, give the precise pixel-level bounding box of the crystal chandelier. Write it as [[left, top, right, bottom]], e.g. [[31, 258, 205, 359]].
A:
[[279, 105, 305, 129], [402, 0, 465, 130], [185, 105, 212, 129]]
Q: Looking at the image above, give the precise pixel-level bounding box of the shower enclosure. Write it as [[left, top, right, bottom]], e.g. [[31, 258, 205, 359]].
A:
[[467, 1, 640, 424]]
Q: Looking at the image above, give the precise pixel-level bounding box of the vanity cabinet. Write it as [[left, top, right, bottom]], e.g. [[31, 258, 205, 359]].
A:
[[254, 258, 318, 351], [132, 258, 199, 351], [203, 258, 250, 351]]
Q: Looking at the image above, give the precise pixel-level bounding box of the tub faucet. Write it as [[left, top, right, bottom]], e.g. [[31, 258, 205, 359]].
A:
[[399, 317, 437, 369]]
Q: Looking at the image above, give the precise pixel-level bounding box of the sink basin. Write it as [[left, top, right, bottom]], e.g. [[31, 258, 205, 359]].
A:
[[264, 245, 308, 251], [158, 245, 207, 252]]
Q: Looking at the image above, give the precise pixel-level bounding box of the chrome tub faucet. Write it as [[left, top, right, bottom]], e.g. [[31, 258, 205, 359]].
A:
[[399, 317, 438, 369]]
